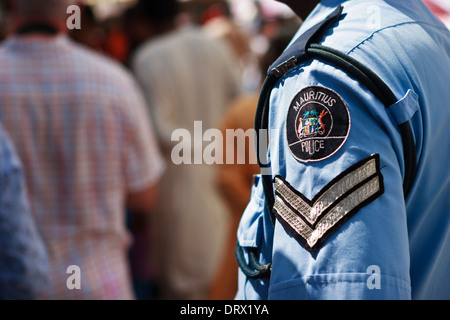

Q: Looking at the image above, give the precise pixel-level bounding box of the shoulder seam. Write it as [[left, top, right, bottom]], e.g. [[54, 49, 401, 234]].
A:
[[347, 21, 447, 55]]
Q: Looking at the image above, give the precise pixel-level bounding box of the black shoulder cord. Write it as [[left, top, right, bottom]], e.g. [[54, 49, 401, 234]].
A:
[[236, 5, 417, 279]]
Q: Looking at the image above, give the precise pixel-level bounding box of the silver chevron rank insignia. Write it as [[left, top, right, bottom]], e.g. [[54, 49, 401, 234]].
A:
[[273, 154, 384, 252]]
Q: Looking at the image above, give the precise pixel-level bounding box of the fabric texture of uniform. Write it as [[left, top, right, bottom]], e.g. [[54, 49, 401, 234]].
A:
[[236, 0, 450, 300], [0, 35, 165, 299], [0, 124, 50, 299]]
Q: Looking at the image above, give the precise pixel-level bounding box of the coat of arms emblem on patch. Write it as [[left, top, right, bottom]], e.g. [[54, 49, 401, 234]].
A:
[[298, 109, 328, 137], [286, 86, 351, 162]]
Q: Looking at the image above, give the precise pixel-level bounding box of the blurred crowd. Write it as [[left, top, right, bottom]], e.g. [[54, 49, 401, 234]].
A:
[[0, 0, 300, 300]]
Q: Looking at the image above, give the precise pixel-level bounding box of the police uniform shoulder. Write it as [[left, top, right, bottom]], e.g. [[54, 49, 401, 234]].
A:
[[318, 1, 414, 54]]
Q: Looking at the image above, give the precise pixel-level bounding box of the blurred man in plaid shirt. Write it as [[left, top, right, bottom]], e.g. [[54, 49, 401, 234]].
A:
[[0, 0, 165, 299]]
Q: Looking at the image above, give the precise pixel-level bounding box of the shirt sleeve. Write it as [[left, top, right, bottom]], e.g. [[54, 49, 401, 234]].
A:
[[0, 125, 50, 299], [265, 58, 412, 299]]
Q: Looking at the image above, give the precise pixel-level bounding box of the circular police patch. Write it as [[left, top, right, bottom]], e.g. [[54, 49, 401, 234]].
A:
[[286, 86, 350, 162]]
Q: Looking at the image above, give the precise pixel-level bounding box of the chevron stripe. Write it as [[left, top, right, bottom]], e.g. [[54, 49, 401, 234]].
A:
[[273, 154, 384, 251]]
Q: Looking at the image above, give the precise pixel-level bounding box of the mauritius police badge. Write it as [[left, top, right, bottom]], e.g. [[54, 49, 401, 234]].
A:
[[287, 86, 351, 162]]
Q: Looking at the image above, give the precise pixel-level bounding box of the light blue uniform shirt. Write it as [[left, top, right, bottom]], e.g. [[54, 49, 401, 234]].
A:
[[236, 0, 450, 300]]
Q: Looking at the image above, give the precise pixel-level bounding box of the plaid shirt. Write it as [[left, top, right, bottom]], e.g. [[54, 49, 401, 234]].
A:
[[0, 35, 165, 299]]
